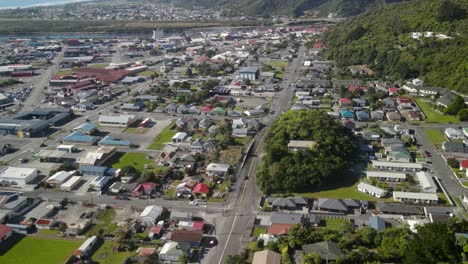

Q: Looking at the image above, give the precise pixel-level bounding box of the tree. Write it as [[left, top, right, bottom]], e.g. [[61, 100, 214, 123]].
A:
[[302, 252, 321, 264], [445, 95, 466, 115], [447, 157, 459, 168], [357, 226, 377, 247], [404, 223, 461, 264], [179, 254, 188, 264], [120, 165, 138, 175], [58, 222, 67, 233], [185, 67, 193, 78], [376, 227, 411, 262], [225, 254, 247, 264], [458, 108, 468, 121]]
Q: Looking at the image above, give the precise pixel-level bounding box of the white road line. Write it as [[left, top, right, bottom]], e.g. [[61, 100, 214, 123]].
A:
[[218, 212, 239, 264]]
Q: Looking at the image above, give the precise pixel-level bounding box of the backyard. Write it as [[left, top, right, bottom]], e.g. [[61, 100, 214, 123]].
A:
[[0, 235, 82, 264], [322, 218, 350, 230], [424, 129, 447, 146], [148, 122, 177, 150], [87, 208, 119, 237], [92, 241, 134, 264], [112, 152, 154, 173], [415, 99, 458, 124]]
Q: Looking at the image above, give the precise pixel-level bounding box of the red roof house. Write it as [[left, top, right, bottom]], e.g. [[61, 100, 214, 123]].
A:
[[192, 221, 204, 231], [267, 223, 294, 235], [460, 160, 468, 170], [348, 84, 359, 92], [0, 224, 13, 243], [149, 226, 163, 238], [388, 87, 398, 95], [201, 105, 213, 113], [339, 98, 352, 106], [35, 218, 57, 230], [132, 182, 156, 197], [193, 183, 209, 197]]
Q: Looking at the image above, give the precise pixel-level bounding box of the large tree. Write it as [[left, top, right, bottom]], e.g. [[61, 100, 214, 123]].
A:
[[256, 110, 358, 193]]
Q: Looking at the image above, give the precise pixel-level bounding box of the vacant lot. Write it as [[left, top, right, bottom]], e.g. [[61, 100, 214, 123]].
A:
[[87, 208, 119, 237], [112, 152, 154, 173], [0, 235, 82, 264], [415, 99, 458, 124], [148, 122, 177, 150], [424, 129, 446, 146], [124, 127, 149, 134], [92, 241, 134, 264]]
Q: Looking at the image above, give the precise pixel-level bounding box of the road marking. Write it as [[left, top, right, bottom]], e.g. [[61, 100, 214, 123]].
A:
[[217, 212, 239, 264]]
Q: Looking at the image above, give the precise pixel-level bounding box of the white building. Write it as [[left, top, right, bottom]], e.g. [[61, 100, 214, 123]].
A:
[[366, 171, 407, 182], [139, 205, 164, 226], [445, 128, 464, 140], [287, 140, 316, 151], [159, 242, 185, 262], [415, 172, 437, 193], [393, 191, 438, 204], [206, 163, 230, 177], [98, 115, 135, 127], [172, 132, 188, 143], [357, 182, 387, 198], [74, 236, 97, 258], [0, 167, 38, 186], [89, 176, 111, 190], [47, 171, 76, 186], [372, 161, 423, 171], [61, 176, 82, 191]]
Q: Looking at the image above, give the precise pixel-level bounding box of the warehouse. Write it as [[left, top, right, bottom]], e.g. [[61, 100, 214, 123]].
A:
[[98, 114, 135, 127], [0, 167, 39, 186], [61, 176, 82, 191], [46, 171, 76, 186]]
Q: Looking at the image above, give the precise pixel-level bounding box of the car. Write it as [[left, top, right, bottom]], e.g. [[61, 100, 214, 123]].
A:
[[189, 201, 198, 205], [113, 196, 121, 200], [425, 151, 432, 157]]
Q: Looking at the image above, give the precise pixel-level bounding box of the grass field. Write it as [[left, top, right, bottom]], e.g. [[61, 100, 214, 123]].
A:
[[92, 241, 134, 264], [322, 218, 349, 230], [138, 70, 158, 77], [266, 60, 289, 69], [88, 63, 108, 69], [415, 99, 459, 124], [424, 129, 446, 146], [438, 193, 451, 205], [87, 208, 118, 237], [219, 147, 243, 165], [112, 152, 154, 173], [0, 235, 82, 264], [148, 123, 177, 150], [124, 127, 149, 134], [252, 227, 267, 237]]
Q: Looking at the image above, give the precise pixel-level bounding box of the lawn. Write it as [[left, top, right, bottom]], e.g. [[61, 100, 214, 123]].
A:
[[148, 123, 177, 150], [138, 70, 158, 77], [424, 129, 446, 146], [87, 208, 118, 237], [92, 241, 134, 264], [124, 127, 149, 134], [322, 218, 349, 230], [219, 147, 243, 165], [112, 152, 154, 173], [415, 99, 459, 124], [37, 229, 59, 235], [252, 227, 267, 238], [266, 60, 289, 69], [438, 193, 451, 205], [88, 63, 108, 69], [55, 69, 74, 75], [0, 235, 82, 264]]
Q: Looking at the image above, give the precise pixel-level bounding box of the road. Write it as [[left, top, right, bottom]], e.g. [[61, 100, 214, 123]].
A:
[[206, 44, 306, 264], [412, 126, 468, 198]]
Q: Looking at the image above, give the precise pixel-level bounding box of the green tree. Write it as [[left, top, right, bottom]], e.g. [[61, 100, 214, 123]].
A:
[[225, 255, 247, 264], [458, 108, 468, 121], [185, 67, 193, 78], [445, 95, 466, 115], [357, 226, 377, 247], [302, 252, 321, 264], [376, 227, 411, 262], [179, 254, 188, 264], [404, 223, 461, 264], [447, 157, 459, 168]]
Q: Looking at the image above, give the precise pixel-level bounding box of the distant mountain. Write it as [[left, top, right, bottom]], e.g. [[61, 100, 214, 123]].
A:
[[324, 0, 468, 93], [173, 0, 409, 17]]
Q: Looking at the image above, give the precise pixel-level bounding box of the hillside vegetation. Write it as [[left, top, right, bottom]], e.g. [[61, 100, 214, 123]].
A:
[[256, 110, 358, 193], [324, 0, 468, 93], [175, 0, 408, 17]]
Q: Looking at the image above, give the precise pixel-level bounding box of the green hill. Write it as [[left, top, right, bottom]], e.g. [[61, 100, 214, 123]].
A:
[[173, 0, 409, 17], [324, 0, 468, 93]]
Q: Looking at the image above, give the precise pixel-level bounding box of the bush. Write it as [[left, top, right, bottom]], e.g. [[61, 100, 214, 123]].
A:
[[447, 158, 459, 168]]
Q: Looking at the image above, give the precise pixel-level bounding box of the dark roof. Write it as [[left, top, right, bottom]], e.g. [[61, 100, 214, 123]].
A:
[[302, 241, 344, 261], [167, 230, 203, 243], [270, 212, 303, 225], [376, 202, 423, 215], [368, 216, 386, 231], [318, 198, 348, 212]]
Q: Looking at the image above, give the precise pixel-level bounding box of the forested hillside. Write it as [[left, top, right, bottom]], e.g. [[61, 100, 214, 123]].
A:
[[324, 0, 468, 93], [256, 110, 358, 193], [173, 0, 408, 17]]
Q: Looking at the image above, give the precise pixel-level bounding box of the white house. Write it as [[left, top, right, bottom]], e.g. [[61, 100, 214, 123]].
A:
[[445, 128, 464, 140], [357, 182, 387, 198], [372, 161, 423, 171], [393, 191, 438, 204], [172, 132, 188, 143], [415, 172, 437, 193], [206, 163, 230, 177], [159, 242, 187, 262], [366, 171, 407, 182]]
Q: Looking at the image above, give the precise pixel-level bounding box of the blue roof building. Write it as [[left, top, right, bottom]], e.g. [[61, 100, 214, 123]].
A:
[[73, 122, 97, 135], [80, 166, 108, 176], [63, 131, 97, 145], [98, 135, 131, 147], [356, 111, 370, 121], [239, 66, 260, 81], [368, 215, 386, 231], [340, 110, 354, 119]]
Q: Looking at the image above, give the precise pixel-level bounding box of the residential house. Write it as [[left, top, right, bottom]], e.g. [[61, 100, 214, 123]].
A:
[[164, 103, 177, 113], [139, 205, 164, 226], [387, 148, 411, 162], [442, 141, 465, 153], [268, 212, 304, 235], [317, 198, 349, 214], [382, 97, 396, 111], [371, 110, 384, 121], [362, 130, 380, 141], [415, 172, 437, 193], [192, 183, 209, 198], [176, 182, 193, 197], [155, 151, 176, 166], [353, 98, 366, 107], [397, 97, 413, 109], [339, 98, 352, 106], [460, 160, 468, 177], [302, 241, 344, 262], [394, 123, 411, 135], [232, 128, 249, 137], [340, 109, 354, 119], [177, 105, 189, 114], [198, 118, 214, 129], [159, 242, 190, 262], [381, 138, 405, 149], [357, 182, 387, 198], [206, 163, 230, 177], [172, 132, 188, 143], [232, 118, 248, 129], [386, 112, 402, 122], [136, 247, 157, 257], [287, 140, 316, 151], [445, 128, 464, 140], [356, 111, 370, 121], [252, 250, 281, 264], [407, 111, 420, 121], [166, 230, 203, 247], [372, 160, 423, 171], [376, 202, 423, 215], [393, 191, 438, 204], [388, 87, 398, 95], [266, 197, 309, 211], [132, 182, 156, 197], [368, 215, 387, 231], [366, 171, 407, 182]]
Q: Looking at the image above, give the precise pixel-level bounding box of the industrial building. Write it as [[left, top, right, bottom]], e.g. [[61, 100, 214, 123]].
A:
[[0, 167, 38, 186]]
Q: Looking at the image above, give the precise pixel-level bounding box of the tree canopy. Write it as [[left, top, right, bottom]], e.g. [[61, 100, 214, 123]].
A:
[[256, 110, 358, 193]]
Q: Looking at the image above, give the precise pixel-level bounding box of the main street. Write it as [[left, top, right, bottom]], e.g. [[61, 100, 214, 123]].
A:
[[205, 44, 306, 264]]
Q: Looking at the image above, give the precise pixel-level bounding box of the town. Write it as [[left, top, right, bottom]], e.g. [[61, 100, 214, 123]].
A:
[[0, 1, 468, 264]]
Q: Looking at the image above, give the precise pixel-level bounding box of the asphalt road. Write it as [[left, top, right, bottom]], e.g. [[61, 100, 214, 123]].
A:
[[206, 45, 306, 264]]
